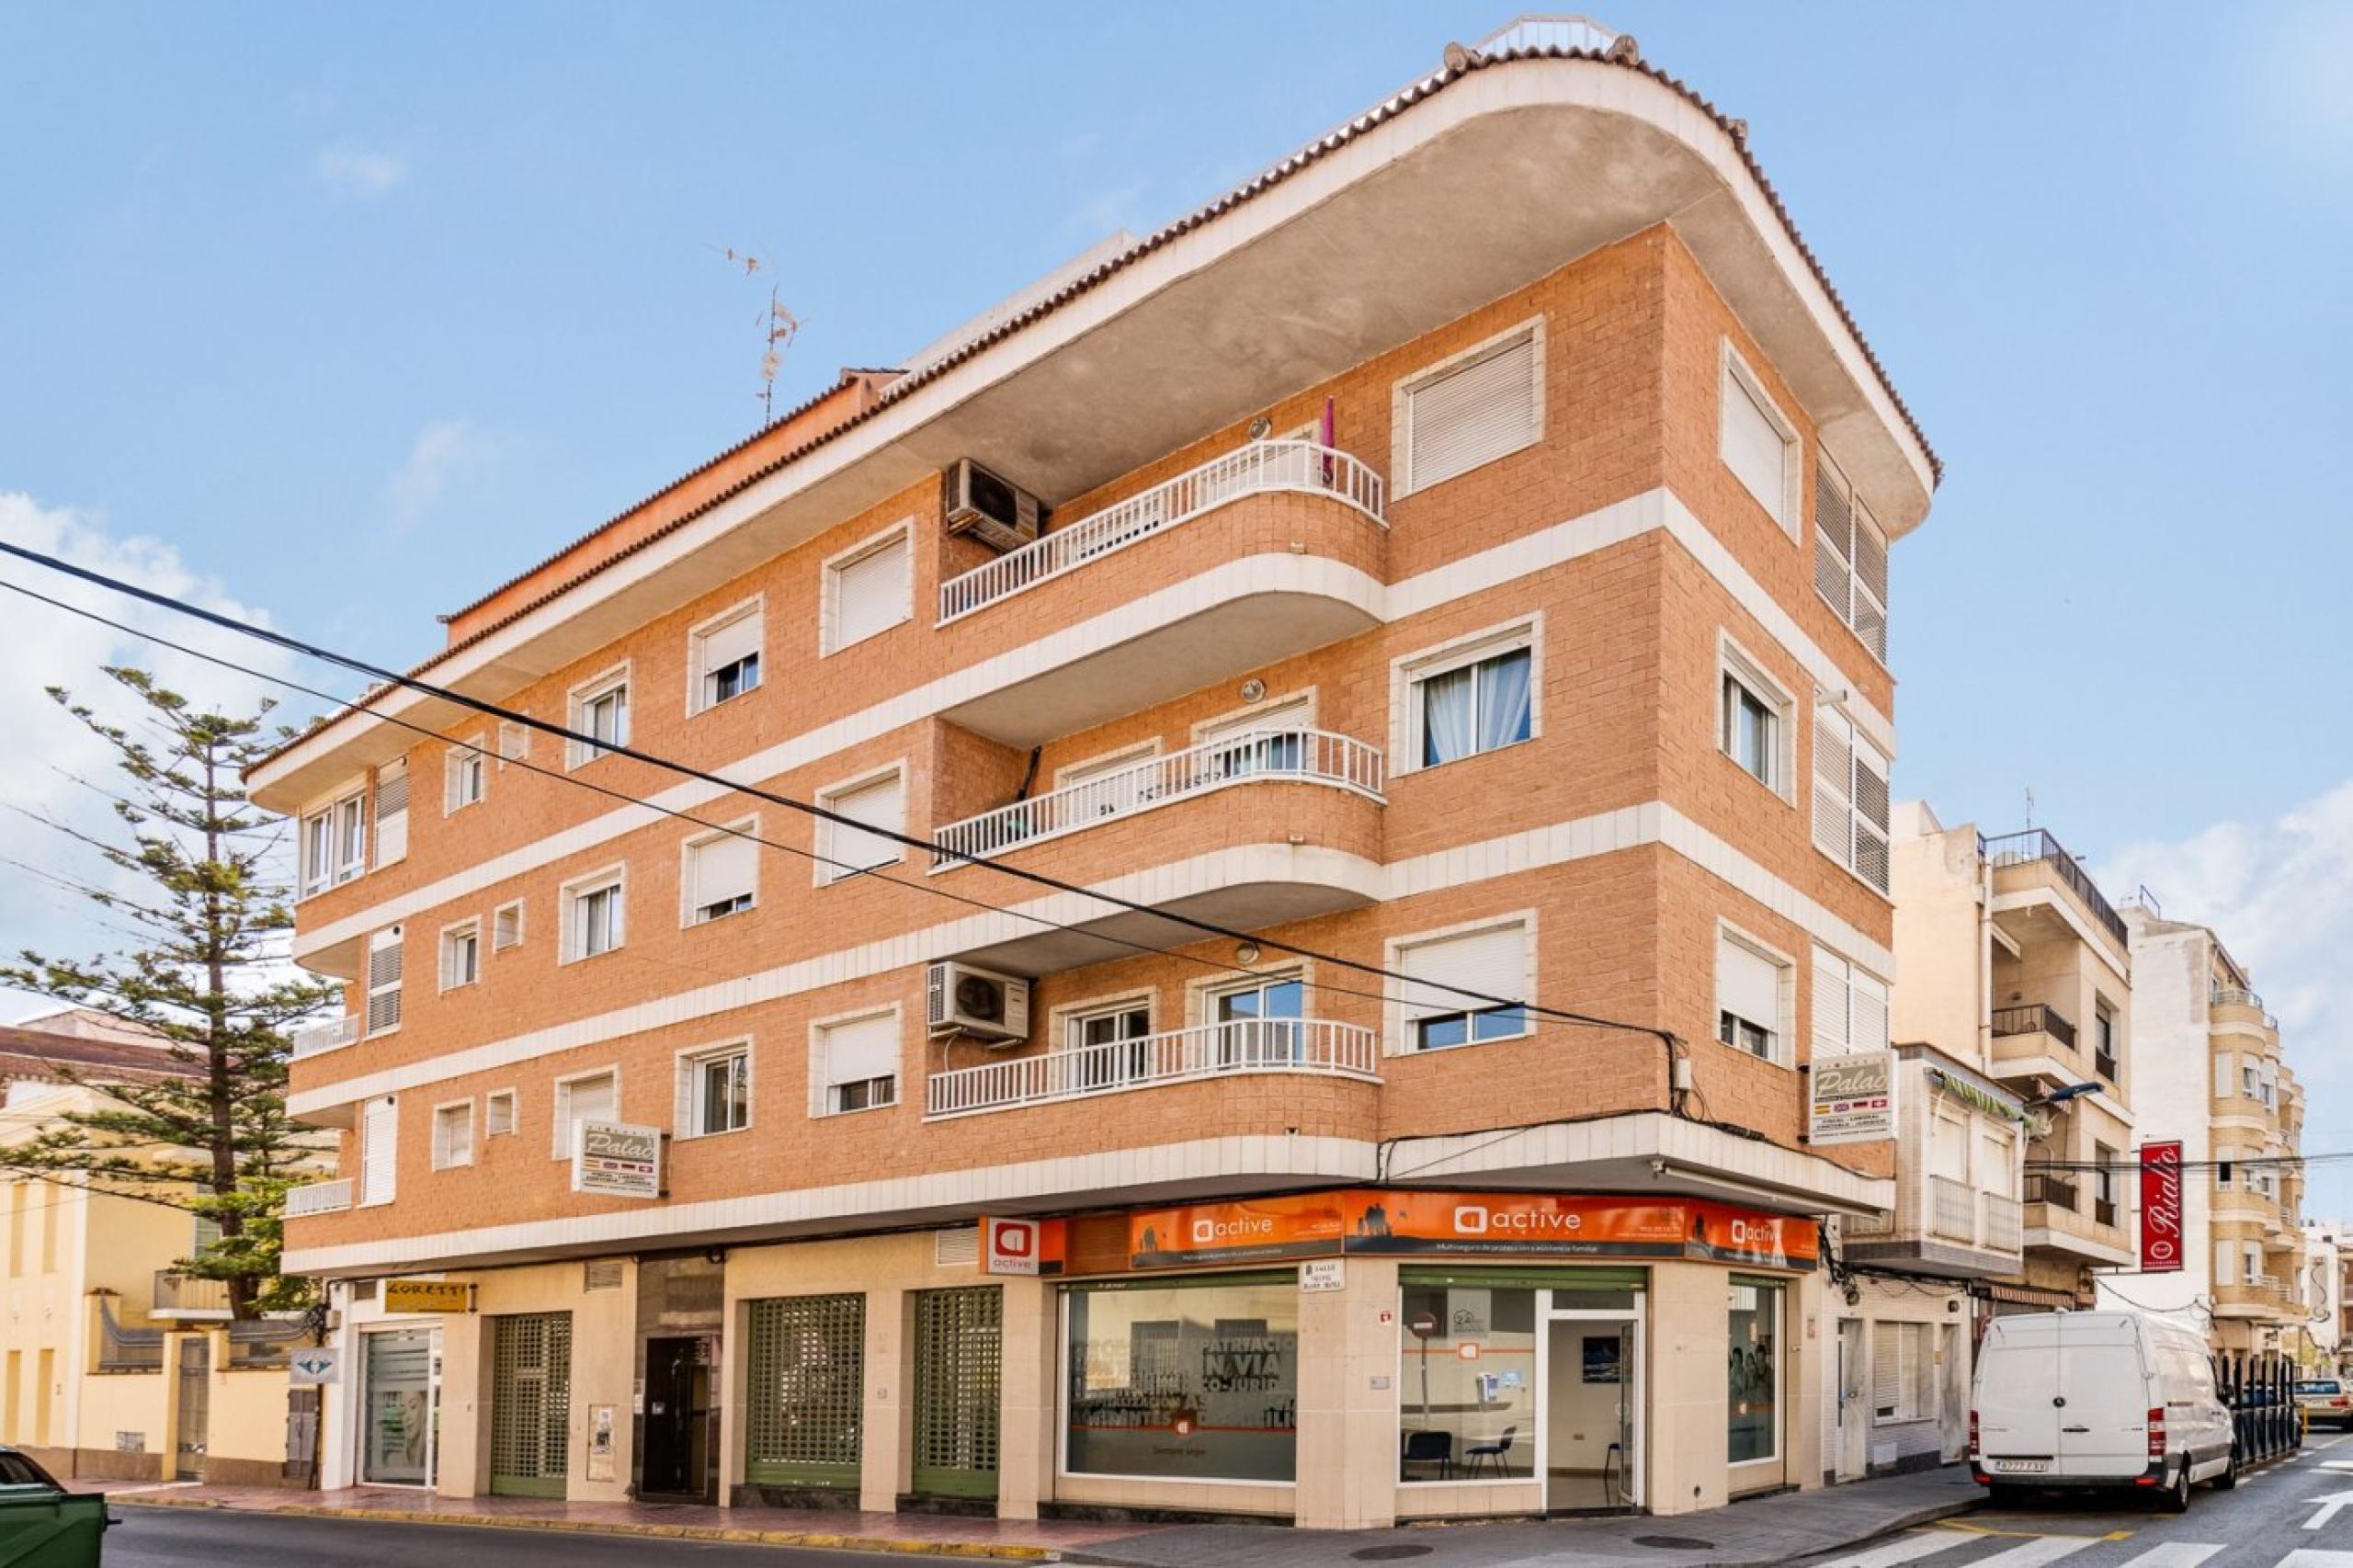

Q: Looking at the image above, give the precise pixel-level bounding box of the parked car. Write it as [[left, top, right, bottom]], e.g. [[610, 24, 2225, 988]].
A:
[[1972, 1311, 2235, 1512], [0, 1443, 112, 1564], [2297, 1379, 2353, 1430]]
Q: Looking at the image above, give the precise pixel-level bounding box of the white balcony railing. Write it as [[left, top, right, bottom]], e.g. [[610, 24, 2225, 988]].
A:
[[937, 440, 1385, 623], [1930, 1176, 1976, 1244], [926, 1017, 1379, 1119], [1982, 1193, 2023, 1253], [933, 728, 1383, 867], [290, 1014, 359, 1061], [1472, 15, 1620, 55], [283, 1178, 354, 1218]]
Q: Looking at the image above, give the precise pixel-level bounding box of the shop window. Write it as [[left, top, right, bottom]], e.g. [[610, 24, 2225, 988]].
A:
[[1728, 1278, 1784, 1467], [1397, 1285, 1537, 1483], [1064, 1278, 1298, 1482]]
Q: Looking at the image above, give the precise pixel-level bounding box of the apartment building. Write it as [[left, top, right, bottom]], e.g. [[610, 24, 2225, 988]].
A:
[[249, 19, 1939, 1524]]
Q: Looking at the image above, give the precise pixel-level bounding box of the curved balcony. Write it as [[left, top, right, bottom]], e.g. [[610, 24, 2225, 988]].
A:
[[926, 1017, 1378, 1119]]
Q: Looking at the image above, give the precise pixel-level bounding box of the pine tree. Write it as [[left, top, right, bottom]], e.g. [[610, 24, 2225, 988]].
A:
[[2, 667, 335, 1318]]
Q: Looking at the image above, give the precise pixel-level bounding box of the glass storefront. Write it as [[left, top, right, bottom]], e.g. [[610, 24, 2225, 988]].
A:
[[1398, 1284, 1537, 1483], [1727, 1278, 1783, 1467], [361, 1326, 438, 1486], [1063, 1275, 1297, 1482]]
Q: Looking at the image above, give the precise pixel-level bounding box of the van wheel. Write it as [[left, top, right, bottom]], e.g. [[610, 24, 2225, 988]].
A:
[[2161, 1460, 2192, 1513], [2214, 1451, 2239, 1491]]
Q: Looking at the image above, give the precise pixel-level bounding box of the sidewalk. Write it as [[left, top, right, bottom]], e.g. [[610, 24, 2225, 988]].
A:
[[74, 1464, 1983, 1564]]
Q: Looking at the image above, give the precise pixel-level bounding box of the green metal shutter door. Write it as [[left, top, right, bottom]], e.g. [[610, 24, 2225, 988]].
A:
[[745, 1293, 865, 1488], [490, 1312, 572, 1497], [912, 1287, 1001, 1499]]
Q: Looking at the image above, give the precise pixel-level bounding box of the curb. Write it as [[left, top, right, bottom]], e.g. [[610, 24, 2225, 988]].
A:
[[107, 1496, 1059, 1560]]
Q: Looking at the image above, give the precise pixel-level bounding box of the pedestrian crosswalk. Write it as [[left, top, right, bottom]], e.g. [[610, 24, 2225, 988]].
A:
[[1809, 1531, 2289, 1568]]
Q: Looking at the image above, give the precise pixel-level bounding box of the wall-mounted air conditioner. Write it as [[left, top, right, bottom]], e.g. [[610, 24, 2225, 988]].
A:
[[926, 960, 1031, 1046], [943, 459, 1044, 554]]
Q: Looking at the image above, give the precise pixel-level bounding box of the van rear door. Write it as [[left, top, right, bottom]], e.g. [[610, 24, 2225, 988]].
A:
[[2054, 1317, 2151, 1479], [1977, 1318, 2063, 1474]]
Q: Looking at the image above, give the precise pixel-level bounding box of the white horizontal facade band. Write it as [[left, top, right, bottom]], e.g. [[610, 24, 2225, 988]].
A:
[[292, 485, 1895, 961], [288, 801, 1893, 1118]]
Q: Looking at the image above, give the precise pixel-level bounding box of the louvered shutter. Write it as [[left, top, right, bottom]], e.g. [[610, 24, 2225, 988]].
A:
[[1814, 462, 1854, 611], [824, 774, 904, 878], [1398, 923, 1527, 1022], [1812, 945, 1852, 1058], [690, 833, 757, 916], [359, 1096, 397, 1206], [822, 1013, 900, 1090], [1851, 968, 1891, 1053], [1852, 505, 1890, 661], [365, 926, 404, 1035], [375, 758, 409, 866], [1871, 1324, 1911, 1420], [1716, 933, 1782, 1033], [1407, 332, 1538, 492], [1851, 735, 1893, 893], [834, 536, 909, 650], [1931, 1110, 1969, 1181], [1813, 714, 1853, 865], [1720, 369, 1790, 527]]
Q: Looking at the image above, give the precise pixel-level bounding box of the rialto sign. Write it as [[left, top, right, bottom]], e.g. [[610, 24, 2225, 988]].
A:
[[2139, 1140, 2184, 1273]]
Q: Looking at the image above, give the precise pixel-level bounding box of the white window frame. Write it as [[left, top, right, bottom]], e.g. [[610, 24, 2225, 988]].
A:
[[566, 663, 631, 769], [1389, 615, 1542, 778], [680, 817, 760, 926], [1053, 740, 1164, 791], [1813, 704, 1893, 896], [438, 917, 482, 992], [496, 721, 529, 767], [559, 863, 628, 963], [809, 1005, 902, 1119], [298, 782, 369, 898], [687, 595, 765, 716], [363, 925, 404, 1039], [443, 736, 488, 814], [1870, 1320, 1936, 1426], [1719, 339, 1801, 540], [813, 762, 907, 886], [1382, 911, 1537, 1056], [1187, 687, 1318, 745], [820, 522, 915, 655], [675, 1040, 754, 1140], [1813, 453, 1890, 666], [358, 1095, 398, 1208], [1390, 316, 1546, 497], [1718, 633, 1795, 804], [430, 1098, 475, 1171], [1052, 990, 1157, 1053], [1812, 944, 1891, 1060], [492, 898, 525, 951], [550, 1065, 620, 1161], [1714, 920, 1795, 1068], [484, 1087, 518, 1139]]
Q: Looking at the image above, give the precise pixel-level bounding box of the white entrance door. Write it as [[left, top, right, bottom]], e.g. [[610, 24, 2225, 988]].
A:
[[1836, 1318, 1869, 1480], [1538, 1304, 1643, 1512], [359, 1325, 441, 1488]]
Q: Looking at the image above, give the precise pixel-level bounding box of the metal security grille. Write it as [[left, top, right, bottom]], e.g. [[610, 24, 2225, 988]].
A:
[[912, 1287, 1001, 1498], [490, 1312, 572, 1497], [744, 1293, 864, 1488]]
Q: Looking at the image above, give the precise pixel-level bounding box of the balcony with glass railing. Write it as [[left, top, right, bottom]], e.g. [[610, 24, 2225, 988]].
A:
[[926, 1017, 1378, 1119]]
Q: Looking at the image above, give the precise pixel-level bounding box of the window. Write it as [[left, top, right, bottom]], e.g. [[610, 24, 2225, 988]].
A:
[[496, 721, 529, 767], [1395, 321, 1542, 494], [683, 823, 758, 924], [1720, 342, 1800, 537], [431, 1101, 473, 1170], [1814, 456, 1889, 662], [1401, 625, 1536, 771], [1063, 998, 1154, 1090], [493, 900, 525, 951], [299, 787, 368, 896], [2243, 1062, 2260, 1100], [1719, 640, 1793, 799], [2093, 1004, 2118, 1080], [1870, 1321, 1935, 1424], [1716, 927, 1790, 1062], [1394, 920, 1530, 1051], [823, 528, 911, 653], [438, 919, 481, 991], [1812, 946, 1890, 1059], [813, 1010, 898, 1116], [1066, 1279, 1299, 1482], [690, 599, 763, 712], [373, 757, 410, 866], [567, 666, 630, 767], [551, 1069, 618, 1159], [816, 769, 904, 883], [485, 1089, 517, 1138], [1813, 709, 1892, 893], [1206, 970, 1306, 1064], [358, 1096, 397, 1206], [2213, 1051, 2234, 1099], [444, 738, 486, 813], [1394, 1283, 1539, 1483], [1728, 1278, 1783, 1464], [365, 926, 404, 1036], [562, 868, 626, 961], [677, 1043, 751, 1137]]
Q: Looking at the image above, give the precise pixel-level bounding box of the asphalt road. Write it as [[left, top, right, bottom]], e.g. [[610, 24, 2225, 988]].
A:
[[100, 1506, 885, 1568], [1790, 1432, 2353, 1568]]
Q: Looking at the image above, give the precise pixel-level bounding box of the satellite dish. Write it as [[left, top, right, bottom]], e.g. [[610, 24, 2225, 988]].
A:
[[1247, 415, 1273, 439]]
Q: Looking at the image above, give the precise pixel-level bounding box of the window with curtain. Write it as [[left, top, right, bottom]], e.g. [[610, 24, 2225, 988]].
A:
[[1410, 637, 1533, 769]]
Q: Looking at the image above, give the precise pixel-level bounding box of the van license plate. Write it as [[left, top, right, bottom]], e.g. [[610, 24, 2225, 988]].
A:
[[1991, 1460, 2050, 1473]]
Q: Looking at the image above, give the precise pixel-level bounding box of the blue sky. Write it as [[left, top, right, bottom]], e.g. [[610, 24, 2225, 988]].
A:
[[3, 4, 2350, 1202]]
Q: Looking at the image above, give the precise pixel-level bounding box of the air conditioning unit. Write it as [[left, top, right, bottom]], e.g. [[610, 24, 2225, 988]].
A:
[[943, 459, 1044, 554], [926, 960, 1031, 1045]]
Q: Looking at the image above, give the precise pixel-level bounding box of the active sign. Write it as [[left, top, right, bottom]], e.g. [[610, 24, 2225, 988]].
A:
[[574, 1120, 663, 1199], [1808, 1051, 1896, 1146]]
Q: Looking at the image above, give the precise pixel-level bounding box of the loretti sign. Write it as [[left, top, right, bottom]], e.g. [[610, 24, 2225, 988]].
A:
[[2139, 1140, 2184, 1273]]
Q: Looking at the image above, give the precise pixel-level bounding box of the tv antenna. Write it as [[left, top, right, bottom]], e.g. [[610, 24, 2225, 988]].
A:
[[708, 244, 802, 426]]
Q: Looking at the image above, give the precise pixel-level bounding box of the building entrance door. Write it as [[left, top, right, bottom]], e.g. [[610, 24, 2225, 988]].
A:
[[1540, 1307, 1641, 1512], [640, 1335, 718, 1503], [490, 1312, 572, 1498], [360, 1325, 440, 1487], [1836, 1318, 1868, 1480], [175, 1336, 210, 1480], [912, 1288, 1001, 1502]]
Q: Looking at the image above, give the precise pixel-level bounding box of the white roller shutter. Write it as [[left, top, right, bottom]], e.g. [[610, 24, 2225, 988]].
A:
[[1813, 945, 1852, 1057], [1398, 923, 1527, 1022], [832, 535, 909, 650], [553, 1072, 617, 1157], [823, 773, 904, 879], [699, 609, 760, 674], [1872, 1322, 1922, 1421], [359, 1096, 397, 1206], [821, 1012, 900, 1089], [374, 758, 409, 867], [1930, 1109, 1969, 1181], [2215, 1051, 2234, 1097], [2215, 1239, 2234, 1284], [365, 926, 404, 1035], [1405, 332, 1538, 492], [1813, 714, 1853, 866], [1851, 968, 1891, 1053], [1716, 933, 1782, 1032], [1720, 368, 1790, 528], [688, 831, 757, 917]]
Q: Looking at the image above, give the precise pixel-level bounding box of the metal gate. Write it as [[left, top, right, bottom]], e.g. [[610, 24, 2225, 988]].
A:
[[490, 1313, 573, 1497], [175, 1336, 210, 1480], [745, 1293, 865, 1489], [912, 1287, 1001, 1499]]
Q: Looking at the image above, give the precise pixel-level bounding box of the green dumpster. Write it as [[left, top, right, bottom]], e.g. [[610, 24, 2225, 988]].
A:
[[0, 1448, 110, 1568]]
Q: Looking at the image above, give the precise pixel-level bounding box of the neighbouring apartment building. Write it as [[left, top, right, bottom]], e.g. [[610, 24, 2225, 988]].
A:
[[249, 18, 1941, 1523], [2101, 910, 2307, 1368], [2303, 1221, 2343, 1374]]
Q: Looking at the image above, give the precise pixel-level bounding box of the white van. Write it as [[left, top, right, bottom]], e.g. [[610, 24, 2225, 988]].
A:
[[1971, 1311, 2234, 1512]]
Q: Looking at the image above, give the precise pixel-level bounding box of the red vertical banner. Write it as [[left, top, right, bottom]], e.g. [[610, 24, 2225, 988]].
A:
[[2139, 1140, 2184, 1273]]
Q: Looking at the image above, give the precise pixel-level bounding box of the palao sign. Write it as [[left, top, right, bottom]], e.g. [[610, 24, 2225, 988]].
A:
[[1808, 1051, 1895, 1146], [574, 1120, 663, 1199]]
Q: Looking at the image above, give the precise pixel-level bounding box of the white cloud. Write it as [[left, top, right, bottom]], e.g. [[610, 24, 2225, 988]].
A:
[[387, 419, 506, 533], [313, 143, 408, 198]]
